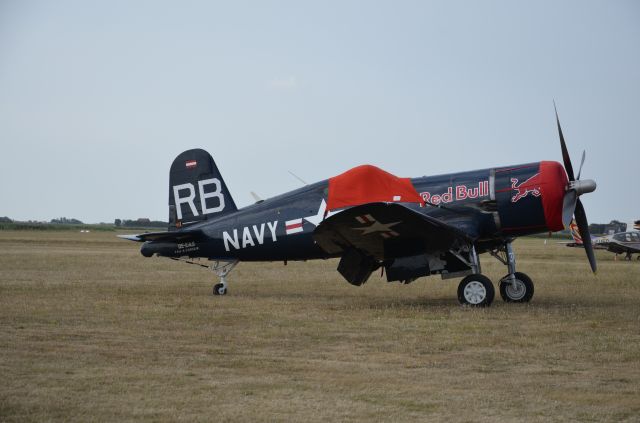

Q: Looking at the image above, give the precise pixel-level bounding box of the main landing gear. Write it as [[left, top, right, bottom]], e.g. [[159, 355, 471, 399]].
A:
[[457, 274, 495, 307], [457, 241, 534, 307], [211, 260, 238, 296]]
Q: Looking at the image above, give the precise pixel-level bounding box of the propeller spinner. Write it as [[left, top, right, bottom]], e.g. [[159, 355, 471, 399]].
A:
[[554, 104, 597, 272]]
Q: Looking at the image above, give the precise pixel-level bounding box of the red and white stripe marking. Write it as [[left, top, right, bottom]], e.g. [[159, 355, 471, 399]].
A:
[[185, 160, 197, 169], [355, 214, 375, 224], [285, 218, 303, 235]]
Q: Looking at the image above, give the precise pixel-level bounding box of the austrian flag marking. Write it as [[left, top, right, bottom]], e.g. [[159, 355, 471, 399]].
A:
[[285, 218, 303, 235], [185, 160, 197, 169]]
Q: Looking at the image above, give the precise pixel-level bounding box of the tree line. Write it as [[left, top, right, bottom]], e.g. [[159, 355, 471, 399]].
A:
[[114, 218, 167, 228], [0, 216, 167, 229]]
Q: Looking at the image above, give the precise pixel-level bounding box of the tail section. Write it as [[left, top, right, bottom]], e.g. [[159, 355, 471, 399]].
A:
[[169, 149, 237, 230]]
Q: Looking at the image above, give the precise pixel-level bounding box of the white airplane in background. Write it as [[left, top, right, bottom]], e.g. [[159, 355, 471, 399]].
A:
[[566, 220, 640, 261]]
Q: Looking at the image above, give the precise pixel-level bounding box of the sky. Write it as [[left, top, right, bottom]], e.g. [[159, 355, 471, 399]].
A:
[[1, 0, 638, 225]]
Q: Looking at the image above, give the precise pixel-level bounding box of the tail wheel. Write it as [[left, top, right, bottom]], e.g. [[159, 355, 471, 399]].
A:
[[499, 272, 534, 303], [457, 274, 495, 307], [213, 283, 227, 296]]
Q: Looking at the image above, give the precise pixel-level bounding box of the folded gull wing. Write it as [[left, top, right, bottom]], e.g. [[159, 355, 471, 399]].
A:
[[313, 202, 472, 261]]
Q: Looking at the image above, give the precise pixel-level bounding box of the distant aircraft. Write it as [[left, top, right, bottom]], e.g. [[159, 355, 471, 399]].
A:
[[567, 221, 640, 261], [121, 108, 597, 307]]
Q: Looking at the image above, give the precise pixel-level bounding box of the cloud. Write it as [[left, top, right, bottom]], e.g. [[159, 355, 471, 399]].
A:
[[269, 76, 298, 89]]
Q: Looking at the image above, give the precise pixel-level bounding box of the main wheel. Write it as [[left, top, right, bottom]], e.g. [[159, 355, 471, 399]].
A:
[[499, 272, 534, 303], [457, 274, 495, 307], [213, 283, 227, 296]]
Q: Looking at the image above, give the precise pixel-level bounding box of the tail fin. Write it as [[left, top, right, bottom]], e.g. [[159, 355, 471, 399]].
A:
[[569, 219, 583, 245], [168, 149, 237, 230]]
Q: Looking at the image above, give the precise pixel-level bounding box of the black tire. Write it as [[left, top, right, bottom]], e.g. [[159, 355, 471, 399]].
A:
[[213, 283, 227, 296], [499, 272, 534, 303], [457, 274, 495, 307]]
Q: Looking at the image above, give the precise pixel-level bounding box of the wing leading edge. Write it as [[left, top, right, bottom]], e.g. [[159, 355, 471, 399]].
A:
[[607, 241, 640, 255]]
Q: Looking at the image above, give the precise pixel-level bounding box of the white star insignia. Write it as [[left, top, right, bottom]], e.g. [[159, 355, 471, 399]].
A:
[[352, 219, 401, 235], [304, 199, 340, 227]]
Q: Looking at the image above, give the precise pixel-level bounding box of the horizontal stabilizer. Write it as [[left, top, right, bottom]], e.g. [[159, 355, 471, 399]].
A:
[[117, 229, 204, 243]]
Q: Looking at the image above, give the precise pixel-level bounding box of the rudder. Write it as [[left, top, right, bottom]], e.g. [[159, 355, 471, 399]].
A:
[[168, 149, 237, 229]]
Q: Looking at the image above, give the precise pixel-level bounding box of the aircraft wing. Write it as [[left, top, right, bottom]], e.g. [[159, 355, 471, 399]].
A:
[[607, 241, 640, 254], [313, 202, 472, 260], [118, 229, 205, 243]]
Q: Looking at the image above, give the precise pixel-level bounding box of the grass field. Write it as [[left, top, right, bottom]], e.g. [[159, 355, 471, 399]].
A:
[[1, 230, 639, 422]]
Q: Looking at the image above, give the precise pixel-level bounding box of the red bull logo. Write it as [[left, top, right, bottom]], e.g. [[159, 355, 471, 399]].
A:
[[511, 173, 542, 203]]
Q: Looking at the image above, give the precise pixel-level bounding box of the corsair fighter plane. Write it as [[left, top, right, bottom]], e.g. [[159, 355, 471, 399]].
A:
[[121, 110, 597, 306]]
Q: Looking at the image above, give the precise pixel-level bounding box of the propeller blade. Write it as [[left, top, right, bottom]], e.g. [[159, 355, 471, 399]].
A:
[[574, 198, 597, 273], [562, 190, 577, 228], [576, 150, 586, 180], [554, 102, 575, 181]]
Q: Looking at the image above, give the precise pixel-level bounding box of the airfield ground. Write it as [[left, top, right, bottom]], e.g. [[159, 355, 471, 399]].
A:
[[0, 230, 639, 422]]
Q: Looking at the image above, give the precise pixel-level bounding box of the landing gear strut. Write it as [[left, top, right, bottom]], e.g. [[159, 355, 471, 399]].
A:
[[211, 260, 238, 296], [490, 241, 534, 303]]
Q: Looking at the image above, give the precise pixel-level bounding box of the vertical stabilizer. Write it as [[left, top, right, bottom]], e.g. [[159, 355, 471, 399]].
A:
[[168, 149, 237, 230]]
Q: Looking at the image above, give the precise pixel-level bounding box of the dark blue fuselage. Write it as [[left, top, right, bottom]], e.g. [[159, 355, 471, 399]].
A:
[[142, 161, 566, 262]]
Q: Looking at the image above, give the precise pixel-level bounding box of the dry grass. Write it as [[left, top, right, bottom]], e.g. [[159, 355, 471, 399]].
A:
[[1, 230, 639, 422]]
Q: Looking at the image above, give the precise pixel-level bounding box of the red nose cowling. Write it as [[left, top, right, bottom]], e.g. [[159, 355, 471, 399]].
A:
[[539, 161, 568, 232]]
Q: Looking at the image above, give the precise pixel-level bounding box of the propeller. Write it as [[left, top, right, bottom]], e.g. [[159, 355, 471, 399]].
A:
[[554, 103, 597, 272], [576, 150, 586, 180]]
